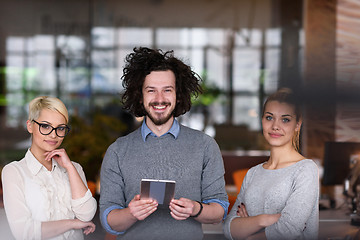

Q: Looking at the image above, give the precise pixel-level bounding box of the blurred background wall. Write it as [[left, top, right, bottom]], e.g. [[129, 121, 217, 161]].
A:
[[0, 0, 359, 182]]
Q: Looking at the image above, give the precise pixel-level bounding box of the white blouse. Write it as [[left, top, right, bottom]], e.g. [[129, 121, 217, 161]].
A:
[[1, 149, 97, 240]]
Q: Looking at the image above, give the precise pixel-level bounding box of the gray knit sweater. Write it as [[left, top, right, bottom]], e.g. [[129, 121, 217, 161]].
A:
[[223, 159, 319, 240], [100, 124, 228, 240]]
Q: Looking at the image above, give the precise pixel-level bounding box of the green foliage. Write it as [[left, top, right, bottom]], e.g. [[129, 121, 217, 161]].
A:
[[0, 149, 27, 167], [62, 112, 128, 181], [192, 72, 221, 106]]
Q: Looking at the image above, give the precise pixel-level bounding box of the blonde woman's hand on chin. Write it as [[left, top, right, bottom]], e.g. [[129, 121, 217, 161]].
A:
[[44, 148, 73, 170]]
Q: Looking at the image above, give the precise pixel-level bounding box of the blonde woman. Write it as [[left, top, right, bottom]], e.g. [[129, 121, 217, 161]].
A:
[[223, 89, 319, 240], [2, 96, 97, 240]]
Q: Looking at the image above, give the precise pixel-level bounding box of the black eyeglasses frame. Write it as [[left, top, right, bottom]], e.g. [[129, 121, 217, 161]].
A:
[[32, 120, 70, 138]]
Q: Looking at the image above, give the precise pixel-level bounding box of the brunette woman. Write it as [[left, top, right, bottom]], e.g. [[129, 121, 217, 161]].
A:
[[223, 88, 319, 240]]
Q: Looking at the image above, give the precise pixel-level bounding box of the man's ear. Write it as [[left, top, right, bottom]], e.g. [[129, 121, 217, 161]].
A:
[[26, 120, 33, 134]]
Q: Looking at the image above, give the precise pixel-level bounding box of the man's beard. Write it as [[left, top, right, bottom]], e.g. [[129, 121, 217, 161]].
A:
[[145, 102, 174, 126]]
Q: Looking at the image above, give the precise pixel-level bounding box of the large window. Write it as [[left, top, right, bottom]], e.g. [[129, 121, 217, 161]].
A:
[[5, 27, 282, 133]]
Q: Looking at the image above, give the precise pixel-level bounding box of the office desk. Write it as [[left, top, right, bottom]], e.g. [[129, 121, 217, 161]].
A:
[[319, 208, 359, 240], [202, 208, 360, 240]]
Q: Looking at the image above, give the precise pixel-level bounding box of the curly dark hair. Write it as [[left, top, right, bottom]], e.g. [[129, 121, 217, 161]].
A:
[[121, 47, 203, 117]]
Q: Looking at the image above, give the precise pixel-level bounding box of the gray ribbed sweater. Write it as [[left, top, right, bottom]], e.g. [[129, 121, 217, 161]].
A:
[[223, 159, 319, 240], [100, 124, 228, 240]]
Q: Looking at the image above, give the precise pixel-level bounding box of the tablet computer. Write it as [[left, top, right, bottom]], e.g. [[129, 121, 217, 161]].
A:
[[140, 179, 176, 205]]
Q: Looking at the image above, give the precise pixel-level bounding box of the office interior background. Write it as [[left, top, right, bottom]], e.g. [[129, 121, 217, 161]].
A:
[[0, 0, 359, 191]]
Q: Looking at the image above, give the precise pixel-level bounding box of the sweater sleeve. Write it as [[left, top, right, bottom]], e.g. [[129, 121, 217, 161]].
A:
[[223, 168, 253, 240], [265, 161, 319, 240], [201, 137, 229, 215], [99, 143, 126, 235]]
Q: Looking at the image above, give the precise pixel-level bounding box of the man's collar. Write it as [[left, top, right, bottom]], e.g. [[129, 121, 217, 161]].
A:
[[141, 118, 180, 142]]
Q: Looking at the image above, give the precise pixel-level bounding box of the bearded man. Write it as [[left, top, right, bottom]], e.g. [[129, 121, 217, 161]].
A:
[[99, 47, 229, 240]]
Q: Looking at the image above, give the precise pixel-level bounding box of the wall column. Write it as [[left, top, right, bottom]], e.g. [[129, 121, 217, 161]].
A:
[[278, 0, 303, 90], [302, 0, 337, 160]]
